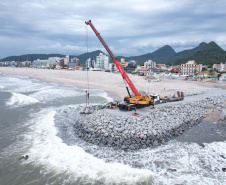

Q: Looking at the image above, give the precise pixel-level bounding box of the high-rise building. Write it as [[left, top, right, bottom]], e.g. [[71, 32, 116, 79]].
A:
[[95, 56, 100, 68], [32, 59, 50, 68], [86, 58, 95, 69], [144, 60, 156, 69], [48, 57, 61, 65], [96, 53, 109, 69], [65, 55, 69, 65], [68, 57, 79, 69]]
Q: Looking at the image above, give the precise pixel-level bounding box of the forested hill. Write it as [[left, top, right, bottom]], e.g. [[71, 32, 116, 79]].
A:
[[1, 42, 226, 65], [0, 50, 106, 63], [116, 42, 226, 65], [121, 45, 176, 64], [168, 42, 226, 65], [1, 54, 66, 62]]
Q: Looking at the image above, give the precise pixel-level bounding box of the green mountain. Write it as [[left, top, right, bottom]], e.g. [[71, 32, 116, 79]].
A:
[[0, 50, 106, 63], [149, 45, 176, 63], [172, 42, 207, 60], [121, 45, 176, 64], [168, 41, 226, 65], [1, 54, 66, 62], [121, 43, 208, 65], [1, 42, 226, 66]]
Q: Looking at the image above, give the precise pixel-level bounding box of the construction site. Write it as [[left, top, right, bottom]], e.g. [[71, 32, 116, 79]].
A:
[[73, 20, 226, 149]]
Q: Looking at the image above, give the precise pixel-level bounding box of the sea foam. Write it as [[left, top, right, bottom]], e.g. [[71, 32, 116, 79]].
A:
[[30, 88, 84, 103], [6, 92, 39, 108], [25, 109, 153, 184]]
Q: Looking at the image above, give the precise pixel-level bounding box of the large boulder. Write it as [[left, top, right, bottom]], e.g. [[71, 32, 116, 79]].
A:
[[220, 109, 226, 121]]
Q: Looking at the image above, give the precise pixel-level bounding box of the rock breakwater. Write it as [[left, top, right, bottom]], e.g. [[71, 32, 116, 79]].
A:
[[77, 94, 226, 150]]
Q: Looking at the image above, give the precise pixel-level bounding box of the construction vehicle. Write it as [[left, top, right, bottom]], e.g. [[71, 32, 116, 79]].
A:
[[85, 20, 165, 110]]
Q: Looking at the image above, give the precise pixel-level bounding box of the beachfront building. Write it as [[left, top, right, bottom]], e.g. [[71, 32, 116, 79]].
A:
[[109, 63, 116, 72], [213, 62, 226, 72], [86, 58, 95, 69], [32, 57, 61, 68], [55, 60, 63, 69], [120, 58, 128, 68], [62, 55, 69, 66], [156, 64, 167, 71], [70, 57, 79, 66], [181, 60, 202, 75], [127, 60, 136, 68], [96, 53, 109, 70], [121, 58, 125, 63], [168, 66, 181, 73], [57, 56, 70, 67], [95, 56, 100, 69], [48, 57, 61, 65], [137, 68, 149, 76], [32, 59, 51, 68], [68, 57, 79, 69], [149, 67, 159, 74], [144, 60, 156, 69]]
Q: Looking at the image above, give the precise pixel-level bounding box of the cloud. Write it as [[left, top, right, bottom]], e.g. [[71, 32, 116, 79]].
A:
[[36, 43, 85, 53], [0, 0, 226, 59]]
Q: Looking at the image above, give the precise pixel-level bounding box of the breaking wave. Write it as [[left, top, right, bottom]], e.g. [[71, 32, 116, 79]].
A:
[[25, 109, 153, 184], [6, 92, 39, 108], [30, 88, 84, 103], [22, 106, 226, 185]]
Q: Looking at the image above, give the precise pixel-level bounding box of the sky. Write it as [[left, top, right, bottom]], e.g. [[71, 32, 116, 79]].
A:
[[0, 0, 226, 59]]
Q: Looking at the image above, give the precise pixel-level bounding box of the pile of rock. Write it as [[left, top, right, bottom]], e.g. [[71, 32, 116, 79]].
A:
[[77, 94, 226, 150], [183, 90, 207, 97]]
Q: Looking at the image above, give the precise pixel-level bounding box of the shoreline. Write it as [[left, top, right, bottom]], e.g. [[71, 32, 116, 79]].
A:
[[0, 67, 222, 100], [1, 67, 226, 150]]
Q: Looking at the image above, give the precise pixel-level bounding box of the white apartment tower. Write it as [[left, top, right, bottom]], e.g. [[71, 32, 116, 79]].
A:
[[65, 55, 69, 65], [144, 60, 156, 69], [96, 53, 110, 69]]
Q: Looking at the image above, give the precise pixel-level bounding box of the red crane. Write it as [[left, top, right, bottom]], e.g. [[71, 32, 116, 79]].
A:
[[85, 20, 140, 97], [85, 20, 159, 110]]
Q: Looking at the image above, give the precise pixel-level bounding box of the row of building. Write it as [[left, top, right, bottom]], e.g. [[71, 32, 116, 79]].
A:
[[1, 53, 226, 76], [32, 55, 79, 69]]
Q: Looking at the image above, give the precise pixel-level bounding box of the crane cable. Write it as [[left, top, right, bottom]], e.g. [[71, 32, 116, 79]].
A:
[[85, 24, 90, 107]]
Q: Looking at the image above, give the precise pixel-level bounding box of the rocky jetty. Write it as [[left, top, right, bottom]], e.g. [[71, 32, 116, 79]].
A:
[[77, 94, 226, 150]]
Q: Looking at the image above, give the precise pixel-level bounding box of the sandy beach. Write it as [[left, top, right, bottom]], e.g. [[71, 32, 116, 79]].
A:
[[0, 67, 222, 100]]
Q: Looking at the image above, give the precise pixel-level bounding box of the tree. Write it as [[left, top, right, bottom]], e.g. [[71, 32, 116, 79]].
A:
[[194, 69, 198, 76], [202, 67, 208, 71], [170, 69, 175, 73], [209, 69, 214, 76]]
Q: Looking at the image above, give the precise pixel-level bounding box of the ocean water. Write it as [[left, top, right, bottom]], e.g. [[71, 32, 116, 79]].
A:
[[0, 72, 226, 185]]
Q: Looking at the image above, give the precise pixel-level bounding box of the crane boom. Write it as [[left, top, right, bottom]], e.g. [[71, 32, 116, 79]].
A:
[[85, 20, 141, 97]]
